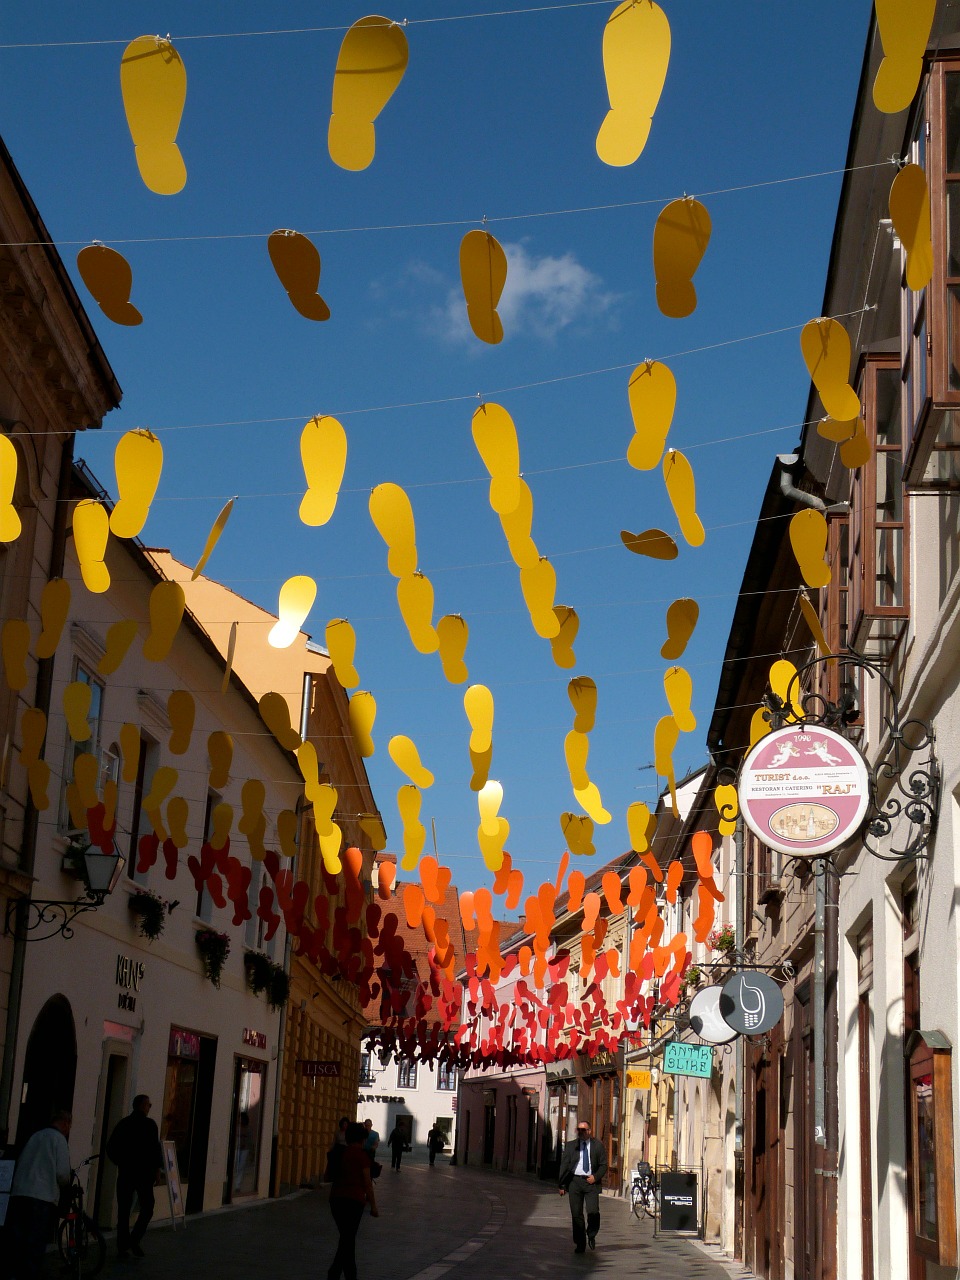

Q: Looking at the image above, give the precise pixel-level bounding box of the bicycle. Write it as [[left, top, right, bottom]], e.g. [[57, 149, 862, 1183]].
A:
[[630, 1161, 657, 1218], [58, 1155, 106, 1279]]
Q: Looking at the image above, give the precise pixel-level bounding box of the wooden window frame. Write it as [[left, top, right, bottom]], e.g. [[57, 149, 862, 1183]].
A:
[[850, 354, 910, 657], [907, 1035, 957, 1267]]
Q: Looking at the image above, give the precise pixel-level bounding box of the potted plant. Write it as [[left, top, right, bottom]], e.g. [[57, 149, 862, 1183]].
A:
[[268, 964, 290, 1010], [61, 834, 90, 878], [243, 950, 273, 997], [128, 890, 167, 942], [195, 928, 231, 987], [707, 924, 736, 955], [683, 964, 702, 989]]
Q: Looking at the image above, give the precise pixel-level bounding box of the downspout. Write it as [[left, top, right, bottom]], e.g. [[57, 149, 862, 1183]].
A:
[[0, 436, 75, 1147], [733, 815, 744, 1156], [269, 670, 313, 1195], [814, 866, 826, 1147], [778, 454, 827, 511]]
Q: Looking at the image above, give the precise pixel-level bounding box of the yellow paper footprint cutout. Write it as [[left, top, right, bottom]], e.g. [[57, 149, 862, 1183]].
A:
[[714, 783, 739, 837], [621, 528, 678, 560], [437, 614, 469, 685], [2, 621, 30, 691], [749, 706, 772, 747], [653, 714, 679, 778], [192, 498, 235, 580], [889, 164, 933, 292], [397, 783, 426, 871], [388, 735, 434, 788], [627, 361, 676, 471], [768, 658, 803, 720], [574, 781, 611, 825], [207, 730, 233, 791], [596, 0, 670, 167], [328, 16, 409, 171], [873, 0, 935, 115], [143, 581, 185, 661], [349, 691, 377, 758], [653, 198, 712, 319], [120, 36, 187, 195], [626, 800, 655, 853], [564, 730, 590, 790], [561, 812, 595, 857], [300, 416, 347, 527], [76, 245, 142, 327], [499, 479, 538, 569], [663, 666, 696, 733], [460, 231, 508, 346], [520, 557, 561, 638], [817, 416, 860, 444], [464, 684, 494, 754], [268, 231, 331, 321], [99, 619, 139, 675], [0, 435, 22, 543], [221, 622, 237, 696], [73, 500, 111, 593], [661, 598, 698, 660], [469, 744, 493, 793], [359, 812, 388, 852], [369, 483, 417, 578], [798, 592, 832, 661], [63, 681, 93, 742], [165, 795, 189, 849], [789, 509, 831, 589], [800, 319, 861, 422], [477, 818, 509, 872], [326, 619, 360, 688], [36, 579, 71, 660], [568, 676, 597, 734], [268, 576, 317, 648], [550, 606, 578, 670], [472, 402, 521, 514], [276, 810, 299, 859], [209, 802, 233, 851], [663, 449, 705, 547], [19, 707, 47, 767], [111, 429, 162, 539], [397, 573, 439, 654], [839, 418, 871, 470], [259, 691, 302, 752]]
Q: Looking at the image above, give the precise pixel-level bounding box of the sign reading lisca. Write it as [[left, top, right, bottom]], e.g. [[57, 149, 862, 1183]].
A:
[[663, 1041, 713, 1078]]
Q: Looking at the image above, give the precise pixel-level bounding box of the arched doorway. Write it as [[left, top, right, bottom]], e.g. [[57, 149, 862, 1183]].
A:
[[17, 994, 77, 1149]]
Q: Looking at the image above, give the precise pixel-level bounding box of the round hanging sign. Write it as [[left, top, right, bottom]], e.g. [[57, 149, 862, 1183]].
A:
[[688, 985, 738, 1045], [737, 724, 871, 857], [719, 971, 784, 1037]]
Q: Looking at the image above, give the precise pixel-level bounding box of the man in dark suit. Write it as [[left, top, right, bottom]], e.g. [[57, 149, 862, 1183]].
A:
[[558, 1121, 608, 1253], [106, 1095, 163, 1258]]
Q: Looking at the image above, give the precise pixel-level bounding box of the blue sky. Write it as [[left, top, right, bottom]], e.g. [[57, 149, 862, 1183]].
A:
[[1, 1, 875, 896]]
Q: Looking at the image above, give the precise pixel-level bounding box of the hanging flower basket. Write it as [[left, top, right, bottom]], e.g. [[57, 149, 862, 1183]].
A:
[[128, 890, 167, 942], [707, 924, 736, 955], [243, 950, 289, 1009], [268, 965, 290, 1011], [683, 964, 702, 989], [195, 928, 231, 987]]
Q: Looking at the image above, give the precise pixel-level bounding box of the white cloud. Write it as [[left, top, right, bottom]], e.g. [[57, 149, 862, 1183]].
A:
[[398, 242, 619, 345]]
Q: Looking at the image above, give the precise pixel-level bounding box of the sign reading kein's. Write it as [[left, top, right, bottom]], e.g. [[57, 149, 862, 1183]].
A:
[[663, 1041, 713, 1078], [737, 724, 871, 857]]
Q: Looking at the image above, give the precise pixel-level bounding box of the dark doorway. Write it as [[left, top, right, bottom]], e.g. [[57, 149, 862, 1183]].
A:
[[16, 995, 77, 1150], [94, 1053, 129, 1227], [160, 1028, 217, 1215], [482, 1102, 496, 1165], [526, 1102, 538, 1172]]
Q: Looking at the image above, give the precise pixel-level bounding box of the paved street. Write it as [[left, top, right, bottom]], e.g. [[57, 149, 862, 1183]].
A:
[[90, 1159, 753, 1280]]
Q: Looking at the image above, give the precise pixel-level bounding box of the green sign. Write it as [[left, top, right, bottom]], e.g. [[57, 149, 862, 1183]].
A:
[[663, 1041, 713, 1078]]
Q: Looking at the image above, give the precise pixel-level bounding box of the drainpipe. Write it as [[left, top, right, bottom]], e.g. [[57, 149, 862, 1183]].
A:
[[777, 454, 827, 511], [814, 864, 826, 1147], [0, 435, 75, 1147], [268, 671, 313, 1195], [733, 816, 744, 1156]]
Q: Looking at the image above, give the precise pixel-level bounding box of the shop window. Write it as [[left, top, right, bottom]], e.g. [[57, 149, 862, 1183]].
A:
[[59, 659, 104, 833], [906, 1032, 957, 1267], [398, 1060, 418, 1089], [359, 1052, 376, 1086], [849, 355, 910, 660], [127, 735, 160, 885], [227, 1057, 266, 1201], [903, 61, 960, 489], [196, 791, 220, 924]]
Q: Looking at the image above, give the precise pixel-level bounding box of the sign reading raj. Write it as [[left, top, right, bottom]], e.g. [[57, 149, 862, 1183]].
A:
[[663, 1041, 713, 1078], [737, 725, 871, 857]]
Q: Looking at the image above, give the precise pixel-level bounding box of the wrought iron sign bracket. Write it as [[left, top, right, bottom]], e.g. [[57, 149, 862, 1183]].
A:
[[5, 892, 106, 942], [760, 650, 941, 863], [693, 954, 796, 982]]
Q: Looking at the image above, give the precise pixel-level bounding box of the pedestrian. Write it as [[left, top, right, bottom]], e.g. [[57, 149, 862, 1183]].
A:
[[324, 1117, 351, 1183], [326, 1121, 378, 1280], [361, 1119, 379, 1156], [558, 1120, 607, 1254], [106, 1094, 163, 1259], [5, 1109, 72, 1280], [426, 1125, 446, 1167], [386, 1122, 406, 1171]]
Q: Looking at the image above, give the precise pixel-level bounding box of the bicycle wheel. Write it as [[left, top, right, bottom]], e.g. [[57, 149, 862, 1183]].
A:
[[631, 1182, 643, 1218], [642, 1185, 657, 1218], [58, 1213, 107, 1278]]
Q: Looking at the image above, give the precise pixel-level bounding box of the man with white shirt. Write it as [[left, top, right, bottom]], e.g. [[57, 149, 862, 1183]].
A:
[[6, 1110, 72, 1280], [558, 1120, 608, 1253]]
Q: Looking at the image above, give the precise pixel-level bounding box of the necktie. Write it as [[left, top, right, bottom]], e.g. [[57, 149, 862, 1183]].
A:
[[581, 1141, 589, 1174]]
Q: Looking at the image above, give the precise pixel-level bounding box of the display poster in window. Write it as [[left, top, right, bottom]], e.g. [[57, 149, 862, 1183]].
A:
[[737, 725, 871, 857], [913, 1068, 938, 1243], [162, 1139, 186, 1230]]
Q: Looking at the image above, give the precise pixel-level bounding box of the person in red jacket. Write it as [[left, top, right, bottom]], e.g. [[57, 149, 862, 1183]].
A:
[[326, 1122, 379, 1280]]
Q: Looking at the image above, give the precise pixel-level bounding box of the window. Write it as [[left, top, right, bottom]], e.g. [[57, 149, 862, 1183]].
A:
[[59, 660, 105, 833], [127, 734, 160, 885], [437, 1063, 457, 1092], [397, 1060, 418, 1089], [902, 61, 960, 488], [849, 355, 910, 660], [359, 1052, 376, 1086], [197, 791, 219, 923]]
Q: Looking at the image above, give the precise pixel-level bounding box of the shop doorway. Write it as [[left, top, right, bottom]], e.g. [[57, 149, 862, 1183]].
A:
[[93, 1050, 130, 1228], [160, 1027, 217, 1215], [224, 1058, 267, 1202], [482, 1100, 496, 1164], [526, 1101, 538, 1172], [16, 995, 77, 1149]]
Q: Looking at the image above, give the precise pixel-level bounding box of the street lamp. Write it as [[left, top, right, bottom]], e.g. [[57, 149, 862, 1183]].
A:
[[5, 841, 126, 941]]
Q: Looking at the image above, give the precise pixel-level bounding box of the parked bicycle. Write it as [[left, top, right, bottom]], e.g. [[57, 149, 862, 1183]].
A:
[[631, 1160, 658, 1218], [58, 1155, 106, 1279]]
